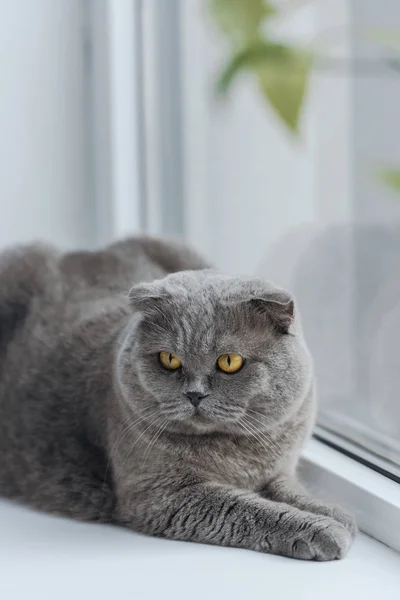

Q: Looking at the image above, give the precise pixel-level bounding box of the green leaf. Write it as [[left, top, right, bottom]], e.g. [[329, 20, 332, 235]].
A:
[[217, 42, 293, 93], [380, 168, 400, 194], [257, 49, 312, 133], [209, 0, 276, 44], [216, 42, 312, 133]]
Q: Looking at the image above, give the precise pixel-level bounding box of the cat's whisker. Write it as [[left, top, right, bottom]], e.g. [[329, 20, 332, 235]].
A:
[[246, 408, 274, 424], [101, 413, 132, 484], [118, 415, 165, 478], [107, 407, 158, 466], [235, 421, 258, 449], [241, 417, 278, 456], [245, 412, 277, 437], [246, 410, 286, 450], [101, 407, 158, 504], [247, 408, 282, 431], [239, 419, 270, 453], [240, 421, 271, 455], [244, 416, 281, 454], [141, 418, 169, 465], [141, 419, 166, 463], [247, 408, 285, 439]]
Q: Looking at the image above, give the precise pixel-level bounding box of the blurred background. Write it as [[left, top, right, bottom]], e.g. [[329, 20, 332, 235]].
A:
[[1, 0, 399, 477]]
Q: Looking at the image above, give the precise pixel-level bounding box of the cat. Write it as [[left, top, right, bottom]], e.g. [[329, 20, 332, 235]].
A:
[[0, 236, 356, 560]]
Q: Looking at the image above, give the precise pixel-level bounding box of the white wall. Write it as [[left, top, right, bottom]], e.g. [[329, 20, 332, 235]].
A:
[[0, 0, 95, 250]]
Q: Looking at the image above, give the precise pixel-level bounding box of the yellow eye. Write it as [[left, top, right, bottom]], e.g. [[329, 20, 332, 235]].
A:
[[217, 353, 244, 374], [159, 351, 182, 371]]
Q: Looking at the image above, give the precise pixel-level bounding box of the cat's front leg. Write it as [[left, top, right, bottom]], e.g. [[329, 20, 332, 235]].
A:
[[261, 477, 357, 540], [117, 480, 353, 560]]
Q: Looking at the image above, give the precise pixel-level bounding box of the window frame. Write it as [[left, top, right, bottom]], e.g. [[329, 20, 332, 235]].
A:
[[86, 0, 143, 244]]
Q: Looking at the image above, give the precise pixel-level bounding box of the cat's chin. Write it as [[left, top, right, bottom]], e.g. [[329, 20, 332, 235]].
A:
[[164, 413, 233, 435]]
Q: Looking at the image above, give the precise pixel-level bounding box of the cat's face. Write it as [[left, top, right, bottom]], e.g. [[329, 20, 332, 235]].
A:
[[118, 271, 312, 435]]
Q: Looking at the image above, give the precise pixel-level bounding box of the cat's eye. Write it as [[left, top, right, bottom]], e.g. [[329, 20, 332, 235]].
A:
[[217, 353, 244, 374], [159, 351, 182, 371]]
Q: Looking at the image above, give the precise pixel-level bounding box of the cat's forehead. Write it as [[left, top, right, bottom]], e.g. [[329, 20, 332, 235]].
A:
[[162, 269, 235, 298], [161, 269, 282, 301], [146, 292, 270, 358], [160, 293, 239, 344], [134, 270, 285, 355]]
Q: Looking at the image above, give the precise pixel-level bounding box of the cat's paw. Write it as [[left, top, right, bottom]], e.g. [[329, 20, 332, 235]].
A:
[[261, 516, 354, 561], [309, 502, 357, 540], [327, 506, 357, 539], [290, 518, 353, 561]]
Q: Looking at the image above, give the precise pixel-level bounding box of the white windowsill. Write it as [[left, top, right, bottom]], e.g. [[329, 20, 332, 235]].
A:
[[1, 467, 400, 600]]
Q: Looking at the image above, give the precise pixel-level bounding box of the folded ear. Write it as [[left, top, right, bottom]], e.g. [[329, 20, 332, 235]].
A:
[[128, 281, 168, 315], [225, 279, 295, 334], [249, 292, 294, 334]]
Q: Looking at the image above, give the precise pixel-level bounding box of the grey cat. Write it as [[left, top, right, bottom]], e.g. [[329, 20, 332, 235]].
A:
[[0, 236, 356, 560]]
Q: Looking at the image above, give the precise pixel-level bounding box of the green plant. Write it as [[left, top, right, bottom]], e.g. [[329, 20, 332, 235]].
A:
[[209, 0, 312, 134], [210, 2, 400, 195]]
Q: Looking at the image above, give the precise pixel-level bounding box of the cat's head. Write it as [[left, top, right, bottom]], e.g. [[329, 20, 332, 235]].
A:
[[116, 270, 312, 435]]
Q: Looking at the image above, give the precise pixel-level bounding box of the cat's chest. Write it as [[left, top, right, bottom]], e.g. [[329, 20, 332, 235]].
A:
[[188, 437, 287, 490]]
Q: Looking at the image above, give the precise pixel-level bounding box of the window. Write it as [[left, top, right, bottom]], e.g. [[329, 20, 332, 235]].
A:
[[175, 0, 400, 481], [88, 0, 400, 547], [308, 0, 400, 481]]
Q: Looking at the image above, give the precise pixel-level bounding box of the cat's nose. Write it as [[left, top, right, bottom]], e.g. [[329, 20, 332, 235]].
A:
[[185, 391, 209, 408]]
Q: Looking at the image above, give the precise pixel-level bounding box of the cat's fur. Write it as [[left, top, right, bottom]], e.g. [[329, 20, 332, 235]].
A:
[[0, 237, 356, 560]]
